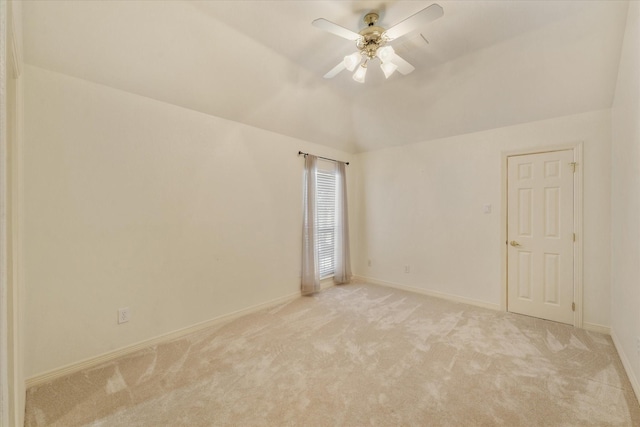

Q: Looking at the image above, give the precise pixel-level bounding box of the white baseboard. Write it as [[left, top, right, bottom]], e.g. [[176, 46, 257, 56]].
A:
[[26, 290, 302, 389], [610, 329, 640, 406], [354, 276, 612, 334], [320, 277, 336, 290], [353, 275, 501, 311], [583, 322, 611, 335], [26, 277, 614, 393]]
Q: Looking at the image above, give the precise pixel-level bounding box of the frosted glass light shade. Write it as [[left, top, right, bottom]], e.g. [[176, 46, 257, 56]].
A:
[[352, 64, 367, 83], [344, 52, 362, 72], [381, 61, 398, 78], [377, 46, 395, 63]]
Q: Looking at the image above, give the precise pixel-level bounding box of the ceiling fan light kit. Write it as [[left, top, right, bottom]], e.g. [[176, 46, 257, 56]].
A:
[[313, 4, 443, 83], [380, 61, 398, 79], [344, 52, 362, 72], [353, 63, 368, 83], [378, 45, 394, 63]]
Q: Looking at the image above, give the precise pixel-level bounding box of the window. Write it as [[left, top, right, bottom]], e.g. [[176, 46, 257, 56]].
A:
[[316, 167, 336, 278], [301, 154, 350, 293]]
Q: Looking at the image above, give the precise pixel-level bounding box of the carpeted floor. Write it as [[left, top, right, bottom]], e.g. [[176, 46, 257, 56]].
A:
[[25, 282, 640, 426]]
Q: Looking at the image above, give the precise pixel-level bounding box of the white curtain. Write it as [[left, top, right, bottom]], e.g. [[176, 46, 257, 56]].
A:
[[334, 161, 352, 284], [301, 155, 320, 294]]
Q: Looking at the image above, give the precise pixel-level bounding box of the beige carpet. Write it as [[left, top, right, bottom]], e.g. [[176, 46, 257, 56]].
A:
[[25, 282, 640, 426]]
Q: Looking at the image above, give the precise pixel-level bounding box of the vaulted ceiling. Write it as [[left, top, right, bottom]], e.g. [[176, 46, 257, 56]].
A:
[[22, 1, 629, 153]]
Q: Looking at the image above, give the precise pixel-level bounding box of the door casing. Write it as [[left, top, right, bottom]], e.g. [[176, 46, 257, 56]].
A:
[[1, 1, 24, 424], [501, 143, 583, 327]]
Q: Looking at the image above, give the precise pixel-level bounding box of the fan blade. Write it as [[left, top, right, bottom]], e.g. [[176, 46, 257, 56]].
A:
[[324, 61, 346, 79], [312, 18, 362, 41], [384, 4, 443, 41], [391, 53, 415, 75]]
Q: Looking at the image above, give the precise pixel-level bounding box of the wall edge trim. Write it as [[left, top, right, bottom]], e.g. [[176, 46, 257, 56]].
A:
[[26, 290, 302, 389], [352, 275, 501, 311], [582, 322, 611, 335], [611, 329, 640, 406]]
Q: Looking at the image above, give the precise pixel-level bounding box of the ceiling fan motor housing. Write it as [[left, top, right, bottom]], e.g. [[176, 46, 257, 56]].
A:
[[356, 12, 387, 59], [357, 25, 387, 59]]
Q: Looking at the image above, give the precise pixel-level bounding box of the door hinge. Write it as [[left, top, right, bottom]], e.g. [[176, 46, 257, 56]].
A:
[[573, 233, 576, 242], [569, 162, 577, 173], [572, 302, 576, 312]]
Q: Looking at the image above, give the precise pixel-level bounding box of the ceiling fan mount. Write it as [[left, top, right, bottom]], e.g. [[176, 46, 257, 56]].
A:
[[363, 12, 380, 26], [357, 13, 387, 59], [312, 4, 443, 82]]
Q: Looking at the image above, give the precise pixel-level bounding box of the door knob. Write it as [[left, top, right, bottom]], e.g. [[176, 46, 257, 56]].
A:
[[510, 241, 521, 247]]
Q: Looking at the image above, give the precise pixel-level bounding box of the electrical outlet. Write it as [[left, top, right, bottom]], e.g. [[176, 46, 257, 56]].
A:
[[118, 307, 131, 324], [367, 259, 372, 267], [404, 265, 410, 273]]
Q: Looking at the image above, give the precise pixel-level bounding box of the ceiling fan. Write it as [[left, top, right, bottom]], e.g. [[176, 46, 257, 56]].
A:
[[313, 4, 443, 83]]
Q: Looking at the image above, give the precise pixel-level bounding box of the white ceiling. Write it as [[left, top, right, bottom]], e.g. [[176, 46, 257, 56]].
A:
[[22, 1, 629, 153]]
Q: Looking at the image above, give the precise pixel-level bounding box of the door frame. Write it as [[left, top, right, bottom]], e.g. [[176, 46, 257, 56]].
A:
[[500, 143, 583, 328], [1, 0, 23, 423], [0, 0, 9, 422]]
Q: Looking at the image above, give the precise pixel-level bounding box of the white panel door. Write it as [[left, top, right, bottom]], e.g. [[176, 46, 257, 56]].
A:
[[507, 150, 574, 324]]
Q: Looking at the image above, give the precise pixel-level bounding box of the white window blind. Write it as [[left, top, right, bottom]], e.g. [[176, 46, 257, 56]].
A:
[[316, 168, 336, 278]]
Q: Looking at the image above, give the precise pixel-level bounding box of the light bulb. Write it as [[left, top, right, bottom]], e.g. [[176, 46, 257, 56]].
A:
[[380, 61, 398, 78], [352, 64, 367, 83], [343, 52, 362, 72], [377, 46, 395, 63]]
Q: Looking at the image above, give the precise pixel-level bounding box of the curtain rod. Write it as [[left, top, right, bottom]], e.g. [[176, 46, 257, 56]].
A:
[[298, 151, 349, 166]]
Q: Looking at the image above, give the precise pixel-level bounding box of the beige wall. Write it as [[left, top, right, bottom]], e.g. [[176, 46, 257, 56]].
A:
[[611, 1, 640, 395], [354, 109, 612, 328], [22, 65, 353, 378]]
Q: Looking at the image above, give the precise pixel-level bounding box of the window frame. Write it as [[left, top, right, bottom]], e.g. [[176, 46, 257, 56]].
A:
[[316, 163, 336, 279]]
